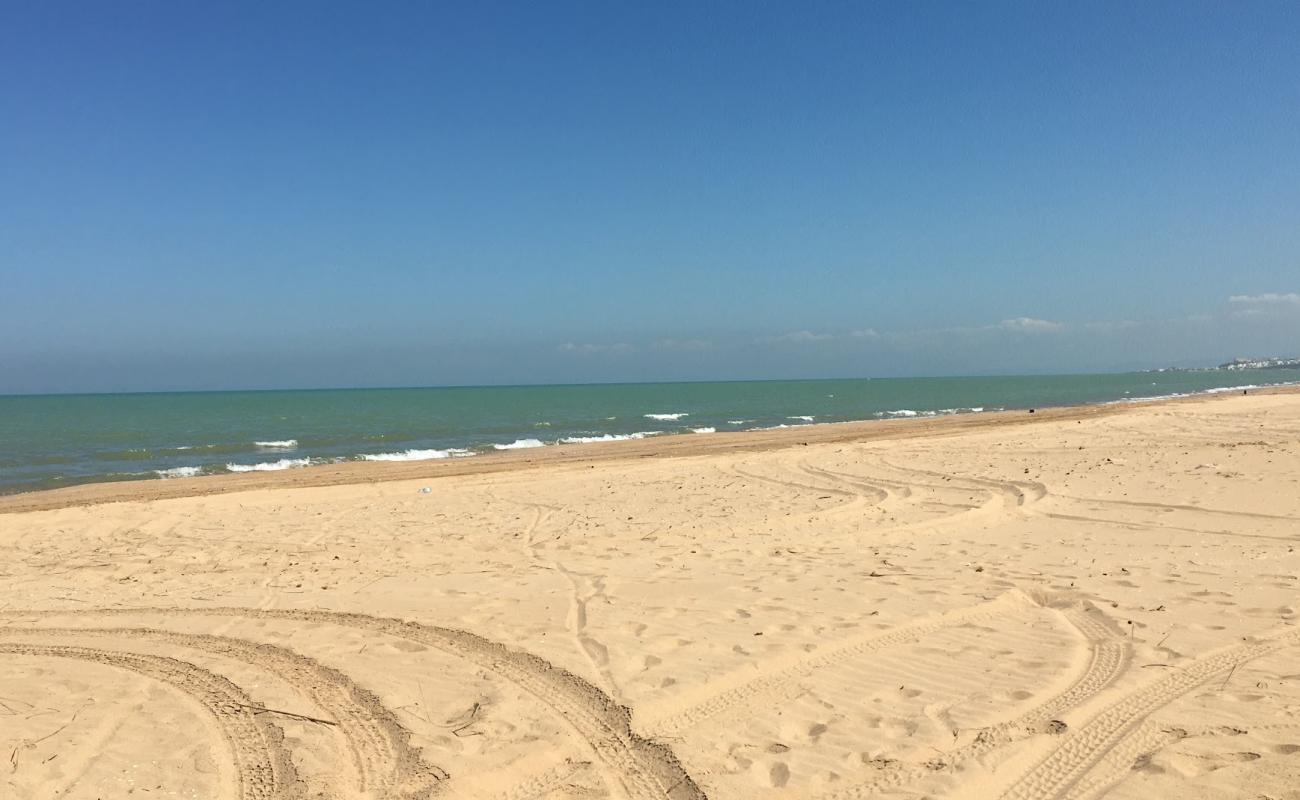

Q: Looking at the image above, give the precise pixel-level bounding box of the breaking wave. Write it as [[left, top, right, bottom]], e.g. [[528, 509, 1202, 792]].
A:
[[155, 466, 202, 479], [358, 448, 474, 462], [225, 458, 312, 472], [560, 431, 661, 444], [494, 438, 545, 450]]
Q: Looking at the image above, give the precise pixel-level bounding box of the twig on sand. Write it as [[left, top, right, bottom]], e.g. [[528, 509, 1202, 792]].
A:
[[235, 703, 337, 726], [444, 701, 483, 736], [353, 573, 395, 594], [9, 705, 86, 773], [1219, 663, 1240, 692], [0, 695, 35, 715]]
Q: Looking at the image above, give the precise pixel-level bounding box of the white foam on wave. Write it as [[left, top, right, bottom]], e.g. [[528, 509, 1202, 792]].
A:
[[156, 466, 202, 479], [787, 415, 815, 422], [358, 448, 474, 462], [226, 458, 311, 472], [1204, 384, 1265, 394], [727, 419, 752, 425], [644, 412, 688, 421], [560, 431, 661, 444], [1106, 383, 1284, 406], [255, 439, 298, 448], [494, 438, 545, 450], [691, 427, 716, 434], [885, 409, 919, 417]]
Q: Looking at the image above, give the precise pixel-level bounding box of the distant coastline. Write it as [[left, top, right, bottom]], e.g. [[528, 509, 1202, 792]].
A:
[[1143, 355, 1300, 373]]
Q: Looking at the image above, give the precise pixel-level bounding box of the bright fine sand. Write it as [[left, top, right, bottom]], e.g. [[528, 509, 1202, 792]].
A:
[[2, 391, 1299, 800]]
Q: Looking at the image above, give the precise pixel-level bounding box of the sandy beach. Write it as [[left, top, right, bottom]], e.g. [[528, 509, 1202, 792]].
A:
[[2, 389, 1298, 800]]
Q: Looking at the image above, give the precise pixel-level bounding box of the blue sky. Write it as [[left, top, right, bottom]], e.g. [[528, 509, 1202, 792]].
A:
[[2, 1, 1298, 393]]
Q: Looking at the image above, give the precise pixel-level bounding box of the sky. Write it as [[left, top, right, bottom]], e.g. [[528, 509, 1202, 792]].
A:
[[2, 1, 1299, 393]]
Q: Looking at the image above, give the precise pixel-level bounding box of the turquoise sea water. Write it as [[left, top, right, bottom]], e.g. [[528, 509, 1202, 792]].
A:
[[2, 371, 1298, 495]]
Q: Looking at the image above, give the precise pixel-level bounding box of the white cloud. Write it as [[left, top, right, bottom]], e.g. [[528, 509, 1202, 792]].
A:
[[1228, 292, 1300, 305], [652, 338, 712, 351], [1227, 293, 1300, 319], [1083, 319, 1140, 332], [759, 330, 835, 344], [849, 328, 881, 339], [996, 317, 1064, 333], [557, 342, 632, 355]]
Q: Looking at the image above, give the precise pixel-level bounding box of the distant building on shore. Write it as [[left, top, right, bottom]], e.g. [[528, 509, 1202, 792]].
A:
[[1218, 356, 1300, 370]]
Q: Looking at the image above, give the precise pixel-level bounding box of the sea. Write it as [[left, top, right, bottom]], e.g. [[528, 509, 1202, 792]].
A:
[[3, 371, 1298, 496]]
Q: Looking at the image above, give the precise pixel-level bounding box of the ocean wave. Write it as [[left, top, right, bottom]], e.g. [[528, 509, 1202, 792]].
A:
[[494, 438, 545, 450], [225, 458, 311, 472], [1107, 384, 1280, 405], [870, 405, 995, 420], [533, 421, 552, 427], [644, 412, 688, 421], [1204, 384, 1265, 394], [358, 448, 474, 462], [254, 439, 298, 448], [155, 466, 202, 479], [93, 448, 155, 462], [691, 427, 716, 434], [560, 431, 661, 444], [787, 415, 815, 422], [164, 443, 239, 455], [727, 419, 752, 425]]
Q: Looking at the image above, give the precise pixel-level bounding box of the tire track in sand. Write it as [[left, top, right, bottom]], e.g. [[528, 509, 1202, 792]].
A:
[[795, 456, 1018, 534], [639, 590, 1037, 738], [999, 626, 1300, 800], [489, 756, 594, 800], [813, 601, 1131, 799], [0, 642, 300, 800], [726, 460, 880, 516], [0, 625, 444, 798], [513, 501, 627, 709], [872, 457, 1048, 511], [792, 458, 898, 506], [2, 607, 705, 800]]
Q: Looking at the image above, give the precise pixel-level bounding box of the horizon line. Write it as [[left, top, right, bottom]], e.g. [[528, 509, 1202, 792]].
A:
[[0, 364, 1242, 399]]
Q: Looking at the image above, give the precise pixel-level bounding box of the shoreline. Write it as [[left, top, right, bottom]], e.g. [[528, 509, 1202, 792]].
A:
[[4, 383, 1294, 514]]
